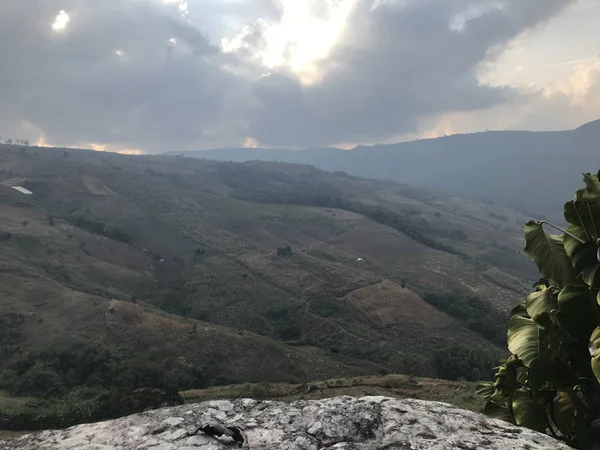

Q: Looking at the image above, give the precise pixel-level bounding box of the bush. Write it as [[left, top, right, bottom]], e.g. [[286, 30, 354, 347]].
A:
[[422, 292, 507, 346], [0, 387, 183, 431], [0, 340, 206, 430], [66, 215, 132, 244], [478, 170, 600, 449]]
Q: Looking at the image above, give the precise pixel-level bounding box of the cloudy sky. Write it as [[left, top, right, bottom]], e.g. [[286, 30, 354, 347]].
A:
[[1, 0, 599, 153]]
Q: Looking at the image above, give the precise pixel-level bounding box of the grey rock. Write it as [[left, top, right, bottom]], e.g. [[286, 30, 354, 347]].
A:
[[4, 396, 570, 449]]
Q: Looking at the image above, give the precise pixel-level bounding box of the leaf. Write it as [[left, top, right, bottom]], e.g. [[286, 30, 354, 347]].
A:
[[563, 224, 589, 258], [510, 303, 529, 319], [512, 388, 547, 433], [476, 382, 495, 399], [583, 172, 600, 198], [590, 327, 600, 383], [564, 199, 600, 241], [490, 357, 521, 401], [553, 390, 575, 437], [508, 315, 541, 369], [556, 285, 598, 342], [483, 400, 514, 424], [571, 243, 600, 289], [525, 286, 557, 322], [523, 221, 577, 288]]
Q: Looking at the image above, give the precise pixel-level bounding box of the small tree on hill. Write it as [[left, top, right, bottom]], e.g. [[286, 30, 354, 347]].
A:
[[276, 245, 292, 257]]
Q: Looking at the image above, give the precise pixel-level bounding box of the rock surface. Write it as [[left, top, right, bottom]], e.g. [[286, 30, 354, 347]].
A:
[[5, 396, 570, 449]]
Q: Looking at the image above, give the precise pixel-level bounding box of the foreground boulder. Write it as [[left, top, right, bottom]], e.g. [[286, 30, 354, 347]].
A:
[[7, 396, 569, 449]]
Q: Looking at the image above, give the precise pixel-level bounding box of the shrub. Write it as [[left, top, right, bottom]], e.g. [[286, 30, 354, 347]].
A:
[[422, 292, 507, 346], [478, 170, 600, 449]]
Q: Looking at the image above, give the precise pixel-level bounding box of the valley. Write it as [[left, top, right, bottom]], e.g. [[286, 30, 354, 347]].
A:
[[0, 144, 536, 430]]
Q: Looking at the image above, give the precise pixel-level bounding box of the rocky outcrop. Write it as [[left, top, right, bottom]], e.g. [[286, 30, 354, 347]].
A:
[[6, 396, 569, 449]]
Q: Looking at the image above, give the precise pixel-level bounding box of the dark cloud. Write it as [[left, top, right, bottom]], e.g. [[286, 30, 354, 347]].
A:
[[249, 0, 577, 147], [0, 0, 255, 150], [0, 0, 578, 151]]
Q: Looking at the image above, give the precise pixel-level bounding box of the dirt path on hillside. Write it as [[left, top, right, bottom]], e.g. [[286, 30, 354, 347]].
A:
[[304, 305, 370, 342], [306, 225, 360, 252], [338, 279, 389, 299], [302, 277, 390, 343]]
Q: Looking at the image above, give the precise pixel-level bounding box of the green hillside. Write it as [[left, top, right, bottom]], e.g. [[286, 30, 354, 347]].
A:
[[0, 144, 535, 430]]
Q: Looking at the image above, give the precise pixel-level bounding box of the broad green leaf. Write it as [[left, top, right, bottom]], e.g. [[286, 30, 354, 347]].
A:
[[571, 243, 600, 289], [483, 400, 514, 424], [508, 315, 541, 369], [557, 285, 597, 341], [564, 199, 600, 241], [491, 357, 521, 400], [512, 388, 547, 433], [525, 286, 556, 322], [523, 221, 577, 288], [516, 365, 529, 385], [510, 303, 529, 319], [563, 224, 588, 258], [553, 390, 575, 437], [583, 172, 600, 197], [590, 327, 600, 383], [476, 382, 495, 399]]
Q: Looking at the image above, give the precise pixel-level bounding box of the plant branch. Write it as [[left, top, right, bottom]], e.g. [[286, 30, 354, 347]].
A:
[[540, 221, 586, 244]]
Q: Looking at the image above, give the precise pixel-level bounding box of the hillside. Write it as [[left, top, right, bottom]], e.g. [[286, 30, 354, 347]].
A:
[[180, 119, 600, 221], [0, 144, 536, 429], [180, 373, 484, 412]]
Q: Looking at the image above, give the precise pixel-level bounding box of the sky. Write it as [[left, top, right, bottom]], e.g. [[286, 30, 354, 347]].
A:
[[0, 0, 599, 153]]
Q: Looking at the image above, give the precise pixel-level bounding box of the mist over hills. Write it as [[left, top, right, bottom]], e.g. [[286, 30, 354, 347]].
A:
[[177, 119, 600, 221]]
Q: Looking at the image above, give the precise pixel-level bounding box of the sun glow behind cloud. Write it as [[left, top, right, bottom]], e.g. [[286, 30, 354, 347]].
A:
[[222, 0, 357, 83], [51, 10, 70, 32], [162, 0, 188, 16]]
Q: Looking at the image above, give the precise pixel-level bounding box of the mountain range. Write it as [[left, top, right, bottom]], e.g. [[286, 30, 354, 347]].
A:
[[176, 119, 600, 221]]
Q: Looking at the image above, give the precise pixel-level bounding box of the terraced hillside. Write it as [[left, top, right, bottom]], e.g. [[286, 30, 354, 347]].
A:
[[0, 144, 536, 429]]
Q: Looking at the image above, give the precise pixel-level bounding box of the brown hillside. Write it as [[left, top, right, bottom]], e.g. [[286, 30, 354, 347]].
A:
[[343, 280, 454, 328]]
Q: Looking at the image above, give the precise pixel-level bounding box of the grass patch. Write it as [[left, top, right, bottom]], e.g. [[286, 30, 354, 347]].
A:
[[181, 374, 484, 412]]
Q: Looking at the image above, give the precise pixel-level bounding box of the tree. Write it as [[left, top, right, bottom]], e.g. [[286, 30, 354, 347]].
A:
[[276, 245, 292, 257], [6, 138, 12, 145], [24, 140, 30, 146], [478, 169, 600, 449]]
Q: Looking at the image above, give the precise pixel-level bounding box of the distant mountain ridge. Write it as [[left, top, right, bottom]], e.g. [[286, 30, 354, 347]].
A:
[[175, 120, 600, 221]]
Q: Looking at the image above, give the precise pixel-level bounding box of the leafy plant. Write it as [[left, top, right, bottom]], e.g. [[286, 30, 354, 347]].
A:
[[478, 170, 600, 449]]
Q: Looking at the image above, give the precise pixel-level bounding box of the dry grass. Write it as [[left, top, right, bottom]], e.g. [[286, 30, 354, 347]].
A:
[[181, 374, 484, 412], [104, 301, 375, 383], [81, 175, 116, 195], [0, 430, 29, 440], [343, 280, 454, 328]]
